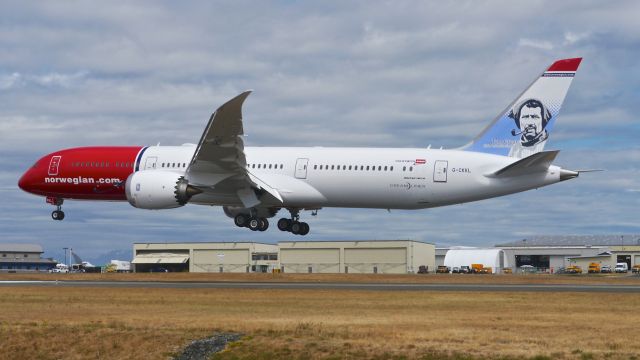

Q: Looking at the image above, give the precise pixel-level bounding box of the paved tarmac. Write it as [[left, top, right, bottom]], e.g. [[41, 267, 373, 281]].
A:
[[1, 280, 639, 293]]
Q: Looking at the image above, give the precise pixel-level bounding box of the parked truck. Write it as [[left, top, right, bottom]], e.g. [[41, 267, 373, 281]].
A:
[[566, 265, 582, 274], [471, 264, 492, 274], [615, 263, 629, 273], [588, 263, 601, 274]]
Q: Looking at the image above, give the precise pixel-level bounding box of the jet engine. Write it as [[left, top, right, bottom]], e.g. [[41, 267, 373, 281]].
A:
[[125, 171, 202, 209]]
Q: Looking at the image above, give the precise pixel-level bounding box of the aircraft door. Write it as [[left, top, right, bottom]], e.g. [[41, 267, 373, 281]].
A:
[[144, 156, 157, 170], [433, 160, 448, 182], [294, 158, 309, 179]]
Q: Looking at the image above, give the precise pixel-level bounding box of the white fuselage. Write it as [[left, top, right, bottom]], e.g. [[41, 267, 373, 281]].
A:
[[138, 145, 561, 210]]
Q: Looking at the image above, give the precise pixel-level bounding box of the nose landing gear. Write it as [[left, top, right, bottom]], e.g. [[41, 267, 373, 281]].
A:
[[47, 197, 65, 221]]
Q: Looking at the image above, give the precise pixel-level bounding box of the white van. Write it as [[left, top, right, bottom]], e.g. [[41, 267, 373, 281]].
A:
[[614, 263, 629, 273], [49, 263, 69, 273]]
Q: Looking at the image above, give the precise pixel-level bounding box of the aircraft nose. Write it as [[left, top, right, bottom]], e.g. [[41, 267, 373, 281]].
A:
[[18, 168, 37, 193]]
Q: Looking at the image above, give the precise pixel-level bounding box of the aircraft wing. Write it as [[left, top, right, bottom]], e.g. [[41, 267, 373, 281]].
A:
[[186, 91, 283, 207]]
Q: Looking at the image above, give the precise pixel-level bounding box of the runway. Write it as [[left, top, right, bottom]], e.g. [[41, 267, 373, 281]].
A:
[[1, 280, 639, 293]]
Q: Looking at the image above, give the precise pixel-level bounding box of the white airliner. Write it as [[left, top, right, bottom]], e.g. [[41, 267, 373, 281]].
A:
[[19, 58, 586, 236]]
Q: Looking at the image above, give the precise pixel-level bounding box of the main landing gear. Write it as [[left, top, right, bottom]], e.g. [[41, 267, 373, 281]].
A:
[[276, 209, 309, 236], [234, 214, 269, 232], [47, 197, 65, 221]]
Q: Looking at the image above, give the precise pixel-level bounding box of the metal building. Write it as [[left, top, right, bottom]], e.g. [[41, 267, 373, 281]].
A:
[[443, 248, 505, 273], [278, 240, 435, 274], [496, 235, 640, 272], [133, 242, 279, 273], [0, 244, 57, 272]]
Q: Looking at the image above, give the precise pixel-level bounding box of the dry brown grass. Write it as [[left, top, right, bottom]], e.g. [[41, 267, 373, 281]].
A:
[[0, 286, 639, 360]]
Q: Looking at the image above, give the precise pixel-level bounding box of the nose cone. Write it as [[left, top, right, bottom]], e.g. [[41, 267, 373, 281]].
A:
[[18, 168, 37, 193]]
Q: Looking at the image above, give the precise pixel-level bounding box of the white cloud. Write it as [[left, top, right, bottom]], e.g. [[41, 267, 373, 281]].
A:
[[518, 38, 554, 50], [564, 31, 590, 45]]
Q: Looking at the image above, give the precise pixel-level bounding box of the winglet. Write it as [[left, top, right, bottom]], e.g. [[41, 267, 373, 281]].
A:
[[488, 150, 560, 178]]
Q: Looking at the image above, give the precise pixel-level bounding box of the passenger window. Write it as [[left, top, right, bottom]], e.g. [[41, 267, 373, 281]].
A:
[[348, 165, 352, 170], [269, 164, 272, 169], [366, 166, 369, 170], [384, 166, 387, 171], [331, 165, 334, 170], [378, 166, 381, 171], [403, 166, 406, 171], [409, 166, 413, 172], [162, 163, 165, 168], [258, 164, 261, 169], [280, 164, 283, 169], [314, 165, 317, 170]]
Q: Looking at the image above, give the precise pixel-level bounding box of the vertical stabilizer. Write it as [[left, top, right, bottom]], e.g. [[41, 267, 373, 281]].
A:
[[462, 58, 582, 158]]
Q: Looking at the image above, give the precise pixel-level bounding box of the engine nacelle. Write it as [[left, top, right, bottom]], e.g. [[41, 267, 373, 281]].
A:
[[125, 171, 201, 210]]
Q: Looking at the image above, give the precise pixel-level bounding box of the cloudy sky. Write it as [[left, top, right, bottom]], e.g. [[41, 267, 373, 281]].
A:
[[2, 1, 639, 263]]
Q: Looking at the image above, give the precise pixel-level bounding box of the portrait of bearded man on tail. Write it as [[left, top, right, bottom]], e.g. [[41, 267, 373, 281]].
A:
[[508, 98, 552, 158]]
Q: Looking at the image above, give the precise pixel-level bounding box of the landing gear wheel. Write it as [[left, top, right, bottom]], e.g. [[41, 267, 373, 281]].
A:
[[234, 214, 249, 227], [290, 221, 302, 235], [299, 222, 309, 236], [258, 218, 269, 231], [248, 218, 261, 231], [51, 210, 65, 221], [277, 218, 291, 231]]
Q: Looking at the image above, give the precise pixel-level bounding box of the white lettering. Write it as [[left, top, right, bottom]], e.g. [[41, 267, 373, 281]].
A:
[[44, 177, 117, 185]]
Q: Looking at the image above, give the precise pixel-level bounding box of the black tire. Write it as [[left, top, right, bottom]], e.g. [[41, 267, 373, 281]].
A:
[[277, 218, 291, 231], [234, 214, 248, 227], [52, 210, 64, 221], [248, 218, 260, 231], [258, 218, 269, 231], [290, 221, 301, 235], [299, 222, 310, 235]]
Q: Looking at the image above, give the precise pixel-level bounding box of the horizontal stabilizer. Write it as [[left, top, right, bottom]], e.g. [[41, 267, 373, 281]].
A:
[[488, 150, 560, 178]]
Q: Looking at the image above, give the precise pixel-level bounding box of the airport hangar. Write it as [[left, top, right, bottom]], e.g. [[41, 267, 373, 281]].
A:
[[0, 244, 57, 273], [132, 240, 435, 274], [435, 235, 640, 273]]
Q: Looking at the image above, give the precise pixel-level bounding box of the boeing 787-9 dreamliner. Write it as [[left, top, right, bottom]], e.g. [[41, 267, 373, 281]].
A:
[[19, 58, 585, 235]]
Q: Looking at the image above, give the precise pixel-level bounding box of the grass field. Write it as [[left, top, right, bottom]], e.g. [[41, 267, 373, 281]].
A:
[[0, 275, 639, 359]]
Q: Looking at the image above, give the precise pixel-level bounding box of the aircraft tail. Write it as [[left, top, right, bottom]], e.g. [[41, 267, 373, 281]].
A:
[[462, 58, 582, 158]]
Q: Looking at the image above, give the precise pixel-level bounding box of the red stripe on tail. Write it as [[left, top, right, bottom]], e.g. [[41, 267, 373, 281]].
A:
[[547, 58, 582, 72]]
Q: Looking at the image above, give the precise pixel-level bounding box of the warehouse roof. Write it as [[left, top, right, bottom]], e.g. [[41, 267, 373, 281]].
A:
[[279, 239, 434, 245], [496, 235, 640, 248], [0, 243, 43, 253]]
